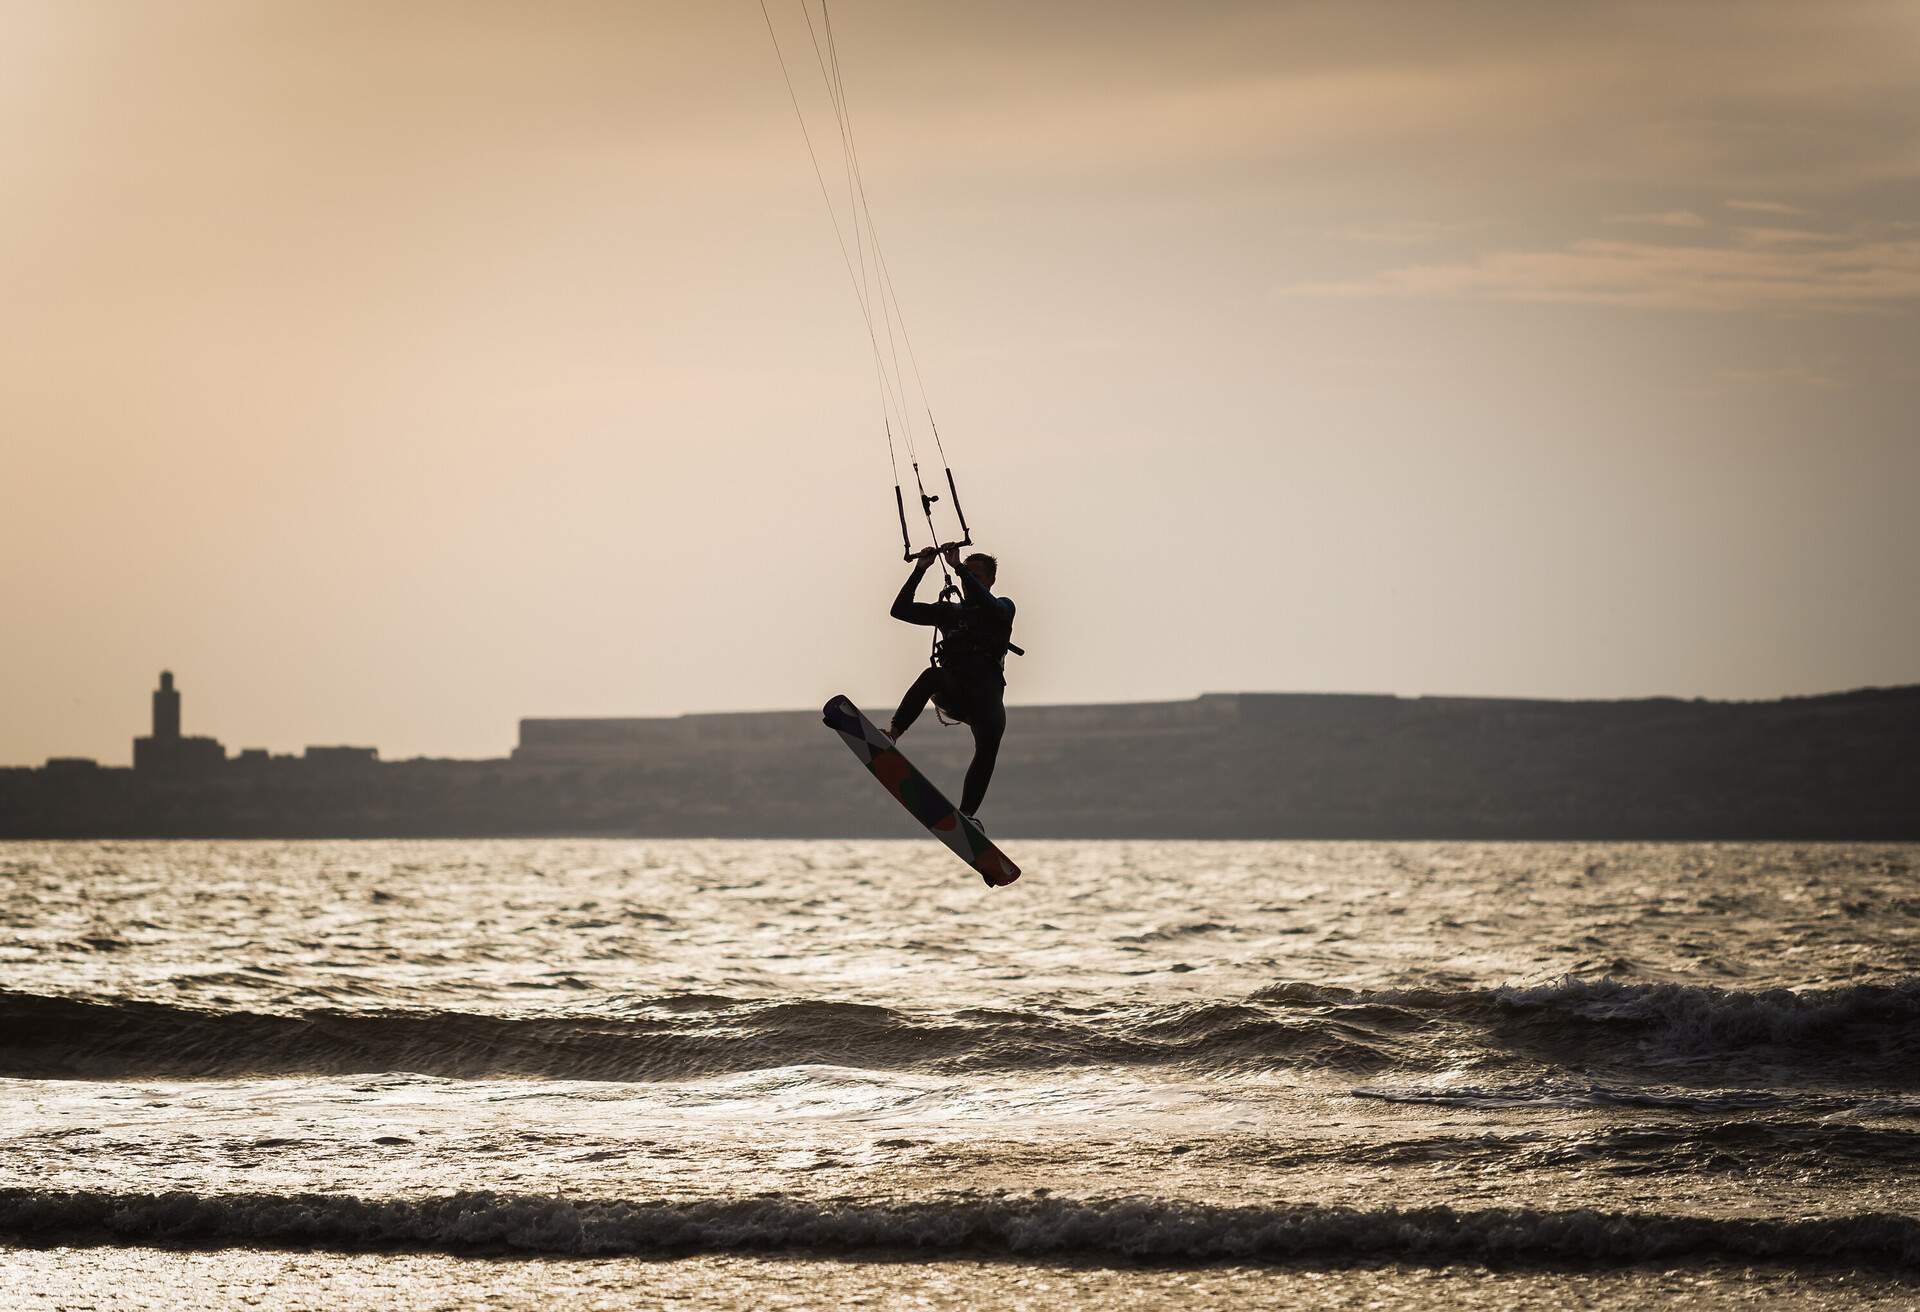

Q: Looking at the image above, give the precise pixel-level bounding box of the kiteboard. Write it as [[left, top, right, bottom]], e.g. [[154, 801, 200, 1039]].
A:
[[822, 695, 1021, 887]]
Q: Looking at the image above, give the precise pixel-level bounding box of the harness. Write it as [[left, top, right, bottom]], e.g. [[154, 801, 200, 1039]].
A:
[[934, 597, 1012, 679]]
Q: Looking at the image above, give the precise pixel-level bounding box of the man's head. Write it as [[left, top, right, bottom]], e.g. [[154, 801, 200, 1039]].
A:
[[963, 553, 998, 587]]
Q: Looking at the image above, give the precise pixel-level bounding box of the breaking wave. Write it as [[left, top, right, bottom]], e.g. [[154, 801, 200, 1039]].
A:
[[1272, 976, 1920, 1084], [1488, 976, 1920, 1058], [2, 976, 1915, 1084], [0, 990, 1398, 1081], [2, 1188, 1917, 1267]]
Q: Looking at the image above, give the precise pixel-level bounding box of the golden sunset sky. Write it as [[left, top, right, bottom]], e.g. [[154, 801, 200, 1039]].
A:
[[3, 1, 1917, 763]]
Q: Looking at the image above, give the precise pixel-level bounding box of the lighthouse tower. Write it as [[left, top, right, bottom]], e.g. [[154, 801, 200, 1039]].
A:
[[152, 671, 181, 742], [133, 671, 226, 773]]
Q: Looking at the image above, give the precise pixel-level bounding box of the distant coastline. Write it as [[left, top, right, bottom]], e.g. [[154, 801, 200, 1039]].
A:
[[2, 679, 1915, 840]]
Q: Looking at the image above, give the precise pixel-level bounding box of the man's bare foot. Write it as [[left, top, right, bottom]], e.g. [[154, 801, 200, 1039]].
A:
[[884, 722, 901, 742]]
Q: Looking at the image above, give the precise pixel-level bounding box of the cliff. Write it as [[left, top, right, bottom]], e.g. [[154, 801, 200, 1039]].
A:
[[1, 687, 1914, 840]]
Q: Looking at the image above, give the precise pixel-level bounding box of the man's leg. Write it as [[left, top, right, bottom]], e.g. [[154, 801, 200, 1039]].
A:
[[959, 696, 1006, 816], [889, 667, 942, 740]]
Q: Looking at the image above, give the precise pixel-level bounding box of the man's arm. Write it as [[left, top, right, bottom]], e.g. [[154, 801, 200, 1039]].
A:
[[890, 552, 945, 626], [946, 547, 1007, 612], [952, 562, 993, 605]]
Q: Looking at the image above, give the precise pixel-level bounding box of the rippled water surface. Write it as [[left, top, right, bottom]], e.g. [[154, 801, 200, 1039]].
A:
[[1, 840, 1916, 1308]]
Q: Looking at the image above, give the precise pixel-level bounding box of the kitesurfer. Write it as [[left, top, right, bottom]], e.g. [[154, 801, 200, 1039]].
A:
[[887, 545, 1014, 817]]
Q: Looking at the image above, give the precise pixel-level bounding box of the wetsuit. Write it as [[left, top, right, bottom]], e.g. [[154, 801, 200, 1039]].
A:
[[888, 556, 1015, 816]]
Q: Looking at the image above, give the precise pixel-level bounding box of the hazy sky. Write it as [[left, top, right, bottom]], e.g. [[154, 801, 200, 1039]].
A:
[[3, 0, 1917, 764]]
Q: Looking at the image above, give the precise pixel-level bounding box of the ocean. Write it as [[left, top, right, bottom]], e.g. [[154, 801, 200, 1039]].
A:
[[1, 839, 1916, 1309]]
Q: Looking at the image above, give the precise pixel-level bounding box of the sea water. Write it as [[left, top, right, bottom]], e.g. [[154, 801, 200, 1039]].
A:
[[0, 840, 1916, 1308]]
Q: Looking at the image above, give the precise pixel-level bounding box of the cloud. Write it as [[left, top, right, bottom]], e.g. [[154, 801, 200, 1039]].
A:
[[1606, 211, 1709, 228], [1730, 226, 1849, 247], [1726, 199, 1811, 216], [1282, 227, 1920, 313], [1336, 219, 1489, 246]]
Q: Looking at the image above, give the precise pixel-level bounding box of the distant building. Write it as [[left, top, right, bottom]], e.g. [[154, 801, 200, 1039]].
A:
[[302, 745, 379, 767], [132, 670, 227, 773], [43, 757, 100, 774]]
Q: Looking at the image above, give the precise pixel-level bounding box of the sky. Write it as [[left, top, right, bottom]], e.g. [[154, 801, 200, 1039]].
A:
[[2, 0, 1917, 765]]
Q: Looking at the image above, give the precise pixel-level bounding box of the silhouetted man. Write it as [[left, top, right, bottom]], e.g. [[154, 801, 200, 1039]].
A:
[[888, 545, 1015, 818]]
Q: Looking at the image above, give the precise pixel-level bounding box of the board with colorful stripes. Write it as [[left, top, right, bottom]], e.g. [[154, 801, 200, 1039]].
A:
[[822, 695, 1021, 887]]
